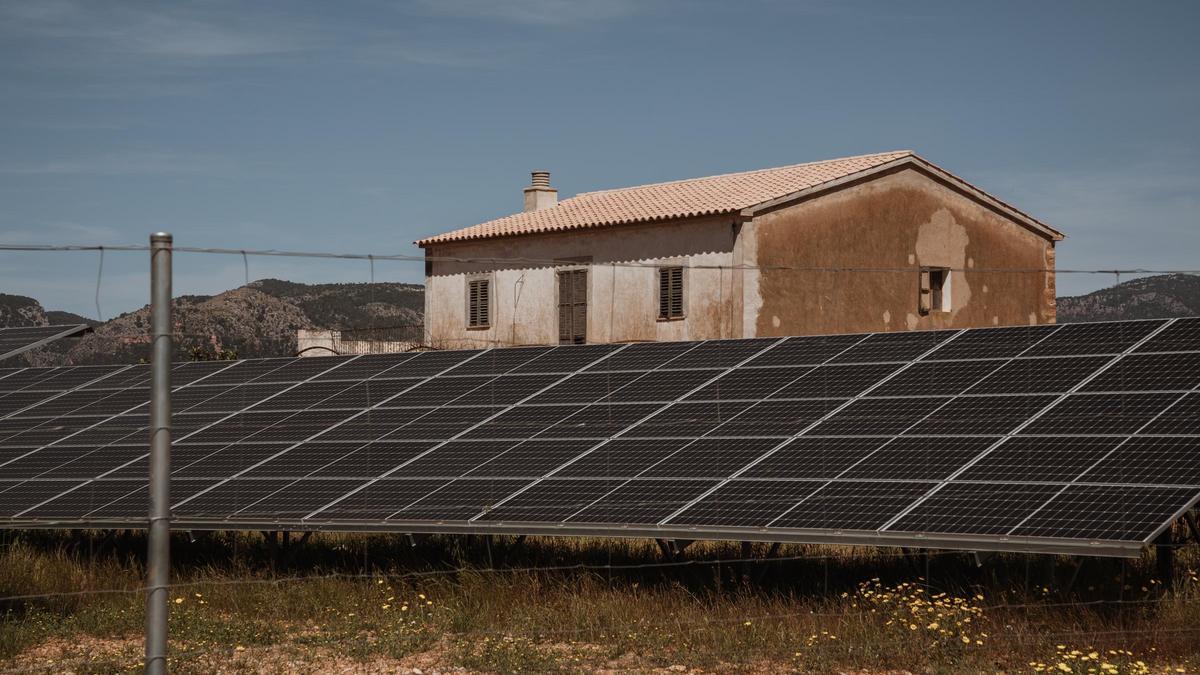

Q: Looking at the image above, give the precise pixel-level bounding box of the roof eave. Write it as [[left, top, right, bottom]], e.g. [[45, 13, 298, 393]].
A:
[[416, 209, 742, 247], [740, 155, 1065, 242]]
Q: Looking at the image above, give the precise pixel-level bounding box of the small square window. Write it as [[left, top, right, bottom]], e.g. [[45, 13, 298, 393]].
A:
[[919, 267, 951, 314], [467, 278, 490, 328], [659, 266, 685, 320]]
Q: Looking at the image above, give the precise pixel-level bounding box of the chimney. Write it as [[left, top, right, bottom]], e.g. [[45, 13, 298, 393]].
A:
[[523, 170, 557, 212]]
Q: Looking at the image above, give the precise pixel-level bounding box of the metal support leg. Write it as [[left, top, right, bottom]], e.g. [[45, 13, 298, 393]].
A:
[[753, 542, 781, 585], [1183, 512, 1200, 544], [1155, 526, 1175, 592], [282, 532, 312, 569], [655, 538, 675, 562], [265, 531, 279, 574], [740, 541, 753, 582]]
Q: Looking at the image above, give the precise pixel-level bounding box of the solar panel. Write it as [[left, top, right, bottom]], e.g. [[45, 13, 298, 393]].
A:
[[475, 478, 622, 523], [393, 478, 532, 521], [1010, 485, 1199, 541], [838, 436, 999, 481], [1079, 436, 1200, 486], [888, 482, 1065, 536], [310, 478, 450, 521], [957, 436, 1125, 483], [666, 479, 826, 528], [0, 324, 89, 362], [1, 317, 1198, 559], [566, 478, 718, 524], [1134, 317, 1200, 353], [770, 480, 937, 531], [741, 437, 892, 479]]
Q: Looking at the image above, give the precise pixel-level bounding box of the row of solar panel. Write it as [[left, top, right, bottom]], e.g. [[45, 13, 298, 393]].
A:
[[3, 390, 1198, 455], [3, 319, 1198, 397], [6, 352, 1199, 425], [0, 472, 1190, 544], [0, 324, 89, 361], [1, 318, 1198, 548], [3, 434, 1197, 485]]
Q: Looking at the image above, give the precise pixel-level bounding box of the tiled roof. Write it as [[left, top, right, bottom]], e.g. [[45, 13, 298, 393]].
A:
[[417, 150, 1058, 245]]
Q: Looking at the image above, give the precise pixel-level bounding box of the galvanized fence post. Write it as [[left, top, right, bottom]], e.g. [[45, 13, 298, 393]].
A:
[[146, 232, 173, 674]]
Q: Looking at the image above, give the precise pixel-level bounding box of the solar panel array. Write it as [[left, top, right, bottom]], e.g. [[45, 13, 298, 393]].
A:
[[1, 317, 1198, 557], [0, 324, 89, 361]]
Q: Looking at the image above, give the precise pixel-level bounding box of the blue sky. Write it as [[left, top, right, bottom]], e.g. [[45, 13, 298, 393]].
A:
[[1, 0, 1197, 317]]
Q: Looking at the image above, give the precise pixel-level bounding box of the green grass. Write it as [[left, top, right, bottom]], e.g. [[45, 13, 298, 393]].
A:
[[1, 530, 1197, 673]]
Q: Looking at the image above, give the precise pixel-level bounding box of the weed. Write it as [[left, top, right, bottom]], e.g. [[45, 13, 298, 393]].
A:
[[0, 531, 1197, 673]]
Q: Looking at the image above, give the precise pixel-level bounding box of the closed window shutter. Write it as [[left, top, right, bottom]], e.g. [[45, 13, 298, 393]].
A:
[[659, 267, 684, 319], [558, 269, 587, 345], [659, 269, 670, 319], [669, 267, 683, 318], [478, 279, 490, 326], [468, 279, 489, 327], [558, 305, 572, 343], [571, 303, 587, 344], [558, 273, 572, 343]]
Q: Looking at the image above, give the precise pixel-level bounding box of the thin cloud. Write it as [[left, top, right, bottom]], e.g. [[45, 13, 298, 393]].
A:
[[0, 150, 253, 176], [412, 0, 646, 26], [0, 221, 125, 245], [0, 0, 316, 59]]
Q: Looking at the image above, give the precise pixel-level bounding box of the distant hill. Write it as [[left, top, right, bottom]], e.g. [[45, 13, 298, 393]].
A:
[[44, 310, 102, 328], [1, 279, 424, 366], [0, 294, 101, 329], [0, 293, 50, 328], [1056, 273, 1200, 323], [6, 273, 1197, 366]]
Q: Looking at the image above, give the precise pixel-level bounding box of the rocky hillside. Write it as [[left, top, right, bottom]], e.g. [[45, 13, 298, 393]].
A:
[[2, 280, 423, 366], [0, 294, 51, 328], [7, 274, 1197, 366], [1056, 273, 1200, 323]]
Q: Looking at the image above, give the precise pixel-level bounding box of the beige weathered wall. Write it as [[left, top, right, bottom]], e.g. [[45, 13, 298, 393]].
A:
[[746, 167, 1057, 337], [423, 215, 739, 348]]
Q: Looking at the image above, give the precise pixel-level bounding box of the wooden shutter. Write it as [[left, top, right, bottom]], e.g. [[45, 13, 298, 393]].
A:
[[558, 269, 587, 345], [918, 268, 932, 315], [658, 267, 684, 319], [468, 279, 489, 327]]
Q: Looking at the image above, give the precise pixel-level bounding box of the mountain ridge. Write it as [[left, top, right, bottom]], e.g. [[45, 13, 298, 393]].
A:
[[4, 274, 1196, 365], [1, 279, 423, 366]]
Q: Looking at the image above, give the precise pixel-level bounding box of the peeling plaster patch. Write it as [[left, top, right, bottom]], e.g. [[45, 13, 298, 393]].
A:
[[771, 315, 781, 328], [1029, 312, 1038, 325], [906, 313, 919, 330], [993, 315, 1000, 325], [907, 253, 915, 265], [915, 208, 972, 312], [882, 310, 891, 326]]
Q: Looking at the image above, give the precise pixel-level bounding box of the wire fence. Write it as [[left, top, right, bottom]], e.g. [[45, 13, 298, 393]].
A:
[[2, 242, 1199, 671]]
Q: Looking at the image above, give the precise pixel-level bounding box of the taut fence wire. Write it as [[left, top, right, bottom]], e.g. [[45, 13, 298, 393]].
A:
[[2, 241, 1199, 275]]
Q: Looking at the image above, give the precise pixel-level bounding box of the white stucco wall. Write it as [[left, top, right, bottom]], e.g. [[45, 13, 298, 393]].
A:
[[422, 215, 740, 348]]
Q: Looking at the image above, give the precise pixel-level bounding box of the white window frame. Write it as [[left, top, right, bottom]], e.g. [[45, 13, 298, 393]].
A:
[[919, 266, 952, 314]]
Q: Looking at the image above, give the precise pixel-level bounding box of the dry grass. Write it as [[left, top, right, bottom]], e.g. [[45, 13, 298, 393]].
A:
[[0, 530, 1197, 673]]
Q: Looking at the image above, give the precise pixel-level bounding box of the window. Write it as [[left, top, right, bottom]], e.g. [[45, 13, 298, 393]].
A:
[[658, 266, 685, 320], [467, 277, 490, 328], [919, 267, 950, 314], [557, 269, 588, 345]]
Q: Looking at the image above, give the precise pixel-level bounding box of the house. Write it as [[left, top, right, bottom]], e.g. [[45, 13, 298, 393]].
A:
[[416, 151, 1063, 349]]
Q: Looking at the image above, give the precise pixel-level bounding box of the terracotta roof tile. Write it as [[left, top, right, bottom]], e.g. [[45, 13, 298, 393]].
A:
[[417, 150, 1058, 245]]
